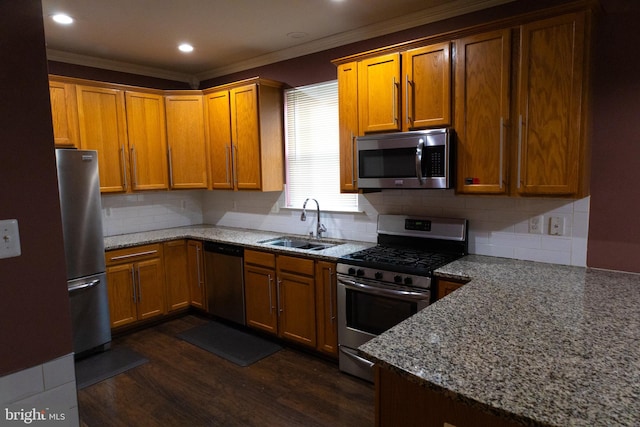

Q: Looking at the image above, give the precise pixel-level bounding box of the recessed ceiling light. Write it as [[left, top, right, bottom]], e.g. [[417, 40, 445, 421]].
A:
[[52, 13, 74, 25], [178, 43, 194, 53]]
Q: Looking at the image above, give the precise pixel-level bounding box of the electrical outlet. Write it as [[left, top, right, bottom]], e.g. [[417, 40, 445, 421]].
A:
[[549, 216, 565, 236], [0, 219, 21, 259], [528, 215, 543, 234]]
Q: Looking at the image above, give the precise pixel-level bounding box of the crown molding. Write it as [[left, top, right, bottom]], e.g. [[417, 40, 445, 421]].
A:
[[47, 0, 513, 86], [46, 49, 198, 87]]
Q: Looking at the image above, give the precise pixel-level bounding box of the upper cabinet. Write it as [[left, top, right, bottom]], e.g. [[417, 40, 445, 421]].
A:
[[358, 53, 401, 133], [454, 29, 511, 194], [76, 83, 129, 193], [49, 78, 80, 148], [165, 93, 209, 189], [204, 78, 285, 192], [516, 12, 589, 196], [125, 90, 169, 191], [337, 62, 359, 193], [402, 42, 452, 130]]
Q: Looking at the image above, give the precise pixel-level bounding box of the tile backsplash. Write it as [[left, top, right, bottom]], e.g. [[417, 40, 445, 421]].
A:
[[102, 189, 590, 267]]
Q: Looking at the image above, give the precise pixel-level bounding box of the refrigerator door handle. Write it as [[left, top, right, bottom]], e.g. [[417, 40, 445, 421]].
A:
[[68, 279, 101, 293]]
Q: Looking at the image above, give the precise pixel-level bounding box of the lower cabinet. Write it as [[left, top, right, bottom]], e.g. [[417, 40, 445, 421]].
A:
[[105, 244, 166, 329], [187, 240, 206, 310], [315, 261, 338, 357], [163, 240, 190, 312], [437, 278, 468, 300], [244, 250, 318, 348]]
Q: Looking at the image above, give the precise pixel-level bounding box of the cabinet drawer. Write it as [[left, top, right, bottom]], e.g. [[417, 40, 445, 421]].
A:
[[245, 249, 276, 268], [106, 243, 162, 266], [277, 255, 314, 277]]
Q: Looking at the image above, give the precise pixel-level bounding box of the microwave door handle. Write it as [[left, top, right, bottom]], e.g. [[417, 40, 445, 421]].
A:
[[415, 138, 424, 184]]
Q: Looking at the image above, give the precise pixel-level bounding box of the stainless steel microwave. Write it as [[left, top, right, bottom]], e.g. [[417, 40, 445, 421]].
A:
[[356, 128, 452, 189]]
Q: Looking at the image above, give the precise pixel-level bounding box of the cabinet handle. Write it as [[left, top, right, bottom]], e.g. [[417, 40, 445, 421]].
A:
[[405, 74, 411, 125], [131, 266, 137, 303], [136, 265, 142, 302], [277, 278, 283, 314], [392, 77, 398, 124], [350, 131, 356, 186], [224, 145, 231, 185], [328, 267, 335, 323], [168, 146, 174, 188], [499, 117, 504, 189], [195, 245, 202, 288], [130, 144, 138, 188], [517, 114, 523, 189], [110, 249, 158, 261], [267, 274, 274, 315], [232, 145, 238, 186], [120, 145, 128, 191]]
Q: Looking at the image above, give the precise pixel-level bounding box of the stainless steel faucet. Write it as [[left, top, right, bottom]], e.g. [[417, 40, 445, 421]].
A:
[[300, 198, 327, 239]]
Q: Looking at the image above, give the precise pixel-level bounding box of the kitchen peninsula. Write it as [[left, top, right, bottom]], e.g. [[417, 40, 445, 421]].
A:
[[361, 255, 640, 426]]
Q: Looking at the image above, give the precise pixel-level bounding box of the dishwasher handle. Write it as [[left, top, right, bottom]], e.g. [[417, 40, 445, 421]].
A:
[[203, 241, 244, 257]]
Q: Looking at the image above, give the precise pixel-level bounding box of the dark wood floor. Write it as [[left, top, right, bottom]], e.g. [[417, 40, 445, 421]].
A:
[[78, 315, 374, 427]]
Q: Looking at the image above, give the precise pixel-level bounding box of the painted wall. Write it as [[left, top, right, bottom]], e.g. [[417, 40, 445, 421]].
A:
[[0, 0, 73, 375]]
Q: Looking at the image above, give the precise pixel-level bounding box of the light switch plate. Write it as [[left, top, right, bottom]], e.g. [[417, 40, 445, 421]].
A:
[[0, 219, 21, 259]]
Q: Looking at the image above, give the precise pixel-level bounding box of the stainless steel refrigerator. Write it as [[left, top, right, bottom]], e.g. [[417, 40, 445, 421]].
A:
[[55, 148, 111, 357]]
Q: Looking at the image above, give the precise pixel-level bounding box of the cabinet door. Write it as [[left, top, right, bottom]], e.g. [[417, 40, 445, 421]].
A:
[[315, 261, 337, 356], [106, 263, 137, 328], [49, 79, 80, 148], [230, 84, 261, 190], [403, 42, 451, 130], [165, 95, 208, 189], [205, 90, 234, 189], [135, 258, 166, 320], [76, 85, 129, 193], [437, 279, 466, 300], [244, 264, 278, 334], [163, 240, 190, 312], [517, 12, 586, 195], [455, 29, 511, 194], [187, 240, 205, 310], [337, 62, 359, 193], [358, 53, 401, 133], [125, 91, 168, 191], [277, 270, 316, 347]]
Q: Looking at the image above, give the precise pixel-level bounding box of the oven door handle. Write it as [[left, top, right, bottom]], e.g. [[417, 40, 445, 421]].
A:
[[339, 345, 375, 368], [340, 278, 430, 300]]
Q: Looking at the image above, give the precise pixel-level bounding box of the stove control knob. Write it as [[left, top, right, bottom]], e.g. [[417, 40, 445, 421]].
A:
[[374, 272, 383, 280], [394, 275, 403, 283], [356, 269, 365, 277], [348, 267, 356, 275], [404, 277, 413, 286]]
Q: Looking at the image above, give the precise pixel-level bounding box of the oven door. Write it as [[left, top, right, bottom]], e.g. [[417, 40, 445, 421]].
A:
[[337, 273, 431, 381]]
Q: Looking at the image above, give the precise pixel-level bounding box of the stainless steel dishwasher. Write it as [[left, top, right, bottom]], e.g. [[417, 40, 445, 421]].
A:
[[204, 242, 246, 325]]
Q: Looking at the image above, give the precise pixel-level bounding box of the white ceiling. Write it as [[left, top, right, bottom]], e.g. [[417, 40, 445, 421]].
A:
[[41, 0, 513, 85]]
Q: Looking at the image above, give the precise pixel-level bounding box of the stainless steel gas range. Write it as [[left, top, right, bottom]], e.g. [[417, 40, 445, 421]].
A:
[[337, 214, 468, 382]]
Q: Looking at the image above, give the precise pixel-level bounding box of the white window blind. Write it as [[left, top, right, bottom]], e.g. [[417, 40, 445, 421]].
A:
[[285, 80, 358, 211]]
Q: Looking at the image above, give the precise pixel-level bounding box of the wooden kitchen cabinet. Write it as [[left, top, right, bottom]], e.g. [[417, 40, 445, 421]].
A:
[[105, 244, 166, 329], [315, 260, 338, 357], [244, 250, 278, 334], [165, 93, 209, 189], [204, 78, 285, 191], [516, 11, 589, 197], [437, 278, 468, 300], [337, 62, 359, 193], [401, 42, 451, 130], [187, 240, 206, 310], [48, 77, 80, 148], [244, 250, 317, 348], [124, 90, 169, 191], [454, 29, 512, 194], [358, 53, 401, 133], [163, 240, 190, 312], [76, 83, 129, 193]]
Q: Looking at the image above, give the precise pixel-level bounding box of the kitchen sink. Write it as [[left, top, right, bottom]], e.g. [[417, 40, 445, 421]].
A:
[[259, 237, 337, 251]]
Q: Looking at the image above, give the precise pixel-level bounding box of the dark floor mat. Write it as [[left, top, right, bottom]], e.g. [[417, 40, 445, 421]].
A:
[[177, 321, 282, 367], [75, 347, 148, 390]]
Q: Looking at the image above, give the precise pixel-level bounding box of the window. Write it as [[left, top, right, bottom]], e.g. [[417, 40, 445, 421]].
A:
[[284, 81, 358, 211]]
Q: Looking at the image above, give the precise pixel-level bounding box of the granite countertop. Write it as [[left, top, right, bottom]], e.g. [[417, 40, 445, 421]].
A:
[[360, 255, 640, 426], [104, 224, 374, 261]]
